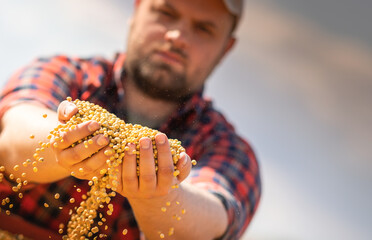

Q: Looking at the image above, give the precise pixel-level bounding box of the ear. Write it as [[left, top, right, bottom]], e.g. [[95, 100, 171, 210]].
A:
[[222, 36, 236, 58], [215, 37, 236, 65]]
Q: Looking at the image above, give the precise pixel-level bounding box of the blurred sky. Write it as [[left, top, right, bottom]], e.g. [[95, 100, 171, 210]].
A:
[[1, 1, 372, 240]]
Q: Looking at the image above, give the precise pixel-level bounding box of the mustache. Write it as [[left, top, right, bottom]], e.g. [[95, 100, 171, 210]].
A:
[[169, 46, 188, 59], [159, 44, 188, 61]]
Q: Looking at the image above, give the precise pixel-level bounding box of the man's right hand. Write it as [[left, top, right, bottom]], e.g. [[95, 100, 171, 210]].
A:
[[51, 101, 111, 180]]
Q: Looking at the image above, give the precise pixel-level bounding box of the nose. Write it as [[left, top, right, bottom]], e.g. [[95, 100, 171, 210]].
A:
[[164, 28, 188, 49]]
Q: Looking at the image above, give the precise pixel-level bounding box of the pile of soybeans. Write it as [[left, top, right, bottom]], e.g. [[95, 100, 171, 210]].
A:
[[0, 97, 195, 239]]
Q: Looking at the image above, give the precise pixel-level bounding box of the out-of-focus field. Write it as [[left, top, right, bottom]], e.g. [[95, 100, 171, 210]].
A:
[[1, 1, 371, 239]]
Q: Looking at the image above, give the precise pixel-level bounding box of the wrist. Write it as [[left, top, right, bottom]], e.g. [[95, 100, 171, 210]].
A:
[[127, 184, 183, 210]]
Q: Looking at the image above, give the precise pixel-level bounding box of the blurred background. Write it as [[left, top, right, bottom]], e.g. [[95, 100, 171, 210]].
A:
[[1, 1, 371, 239]]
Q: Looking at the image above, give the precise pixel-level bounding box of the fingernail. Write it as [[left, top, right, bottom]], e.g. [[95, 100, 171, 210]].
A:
[[97, 135, 108, 146], [88, 121, 99, 132], [181, 153, 188, 167], [141, 138, 150, 149], [157, 134, 166, 145]]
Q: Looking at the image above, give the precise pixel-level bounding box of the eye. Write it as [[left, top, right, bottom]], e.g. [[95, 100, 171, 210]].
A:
[[151, 5, 176, 19], [195, 24, 213, 36], [158, 8, 175, 18]]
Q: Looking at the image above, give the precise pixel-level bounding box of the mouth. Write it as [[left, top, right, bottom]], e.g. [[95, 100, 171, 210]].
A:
[[152, 50, 185, 68]]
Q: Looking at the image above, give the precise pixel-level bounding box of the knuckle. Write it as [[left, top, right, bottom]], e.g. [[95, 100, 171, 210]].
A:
[[82, 165, 93, 173], [140, 174, 156, 183], [123, 176, 138, 183], [69, 149, 81, 163], [157, 166, 174, 176]]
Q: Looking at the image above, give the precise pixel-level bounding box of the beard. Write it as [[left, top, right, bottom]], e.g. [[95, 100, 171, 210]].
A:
[[125, 50, 193, 103]]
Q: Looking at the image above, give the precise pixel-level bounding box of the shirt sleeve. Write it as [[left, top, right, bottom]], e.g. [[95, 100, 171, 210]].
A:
[[187, 115, 261, 240], [0, 56, 85, 119]]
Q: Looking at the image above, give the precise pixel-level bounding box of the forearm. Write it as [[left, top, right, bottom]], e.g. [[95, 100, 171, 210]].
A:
[[0, 103, 69, 183], [128, 182, 228, 240]]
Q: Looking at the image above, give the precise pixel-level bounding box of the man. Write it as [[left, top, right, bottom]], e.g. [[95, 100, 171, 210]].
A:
[[0, 0, 261, 239]]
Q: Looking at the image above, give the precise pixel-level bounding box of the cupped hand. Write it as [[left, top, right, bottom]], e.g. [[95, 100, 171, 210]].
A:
[[51, 100, 111, 180], [116, 133, 192, 199]]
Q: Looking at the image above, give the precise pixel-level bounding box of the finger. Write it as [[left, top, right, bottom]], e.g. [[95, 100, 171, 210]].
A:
[[113, 160, 123, 194], [57, 134, 109, 166], [138, 137, 156, 195], [57, 100, 78, 123], [155, 133, 174, 193], [55, 120, 101, 149], [176, 152, 192, 182], [70, 146, 112, 178], [122, 143, 138, 193]]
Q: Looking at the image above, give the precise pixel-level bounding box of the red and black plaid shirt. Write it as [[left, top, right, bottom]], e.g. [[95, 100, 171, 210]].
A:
[[0, 53, 261, 239]]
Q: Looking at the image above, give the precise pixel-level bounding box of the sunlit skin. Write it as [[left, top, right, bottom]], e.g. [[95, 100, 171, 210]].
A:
[[123, 0, 236, 128], [53, 100, 192, 200], [125, 0, 236, 101]]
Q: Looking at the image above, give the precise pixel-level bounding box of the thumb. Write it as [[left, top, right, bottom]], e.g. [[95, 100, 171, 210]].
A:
[[57, 100, 78, 123]]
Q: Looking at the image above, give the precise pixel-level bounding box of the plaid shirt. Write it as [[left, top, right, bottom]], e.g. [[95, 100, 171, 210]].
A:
[[0, 53, 261, 240]]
